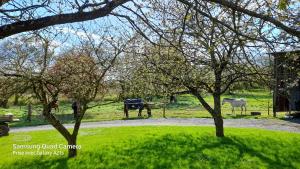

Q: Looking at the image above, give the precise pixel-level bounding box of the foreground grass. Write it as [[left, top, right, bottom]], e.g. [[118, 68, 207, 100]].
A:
[[0, 126, 300, 169]]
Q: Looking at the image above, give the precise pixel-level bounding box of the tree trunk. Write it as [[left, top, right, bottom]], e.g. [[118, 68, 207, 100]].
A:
[[213, 94, 224, 137], [191, 88, 224, 137], [36, 89, 81, 158], [42, 102, 75, 157], [13, 95, 19, 106], [68, 138, 77, 158], [0, 99, 8, 108], [67, 106, 86, 158], [44, 104, 77, 158], [170, 95, 177, 103], [213, 116, 224, 137]]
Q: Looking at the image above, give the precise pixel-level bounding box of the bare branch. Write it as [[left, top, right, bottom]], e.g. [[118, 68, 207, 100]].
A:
[[0, 0, 131, 39]]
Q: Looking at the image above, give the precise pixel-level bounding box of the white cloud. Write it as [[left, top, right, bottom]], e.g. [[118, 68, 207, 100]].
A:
[[58, 27, 102, 42]]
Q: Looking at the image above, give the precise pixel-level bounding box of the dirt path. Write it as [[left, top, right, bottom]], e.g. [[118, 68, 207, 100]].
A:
[[10, 118, 300, 133]]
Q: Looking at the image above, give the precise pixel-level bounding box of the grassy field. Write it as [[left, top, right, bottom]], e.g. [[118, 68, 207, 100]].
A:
[[0, 126, 299, 169], [0, 89, 282, 127]]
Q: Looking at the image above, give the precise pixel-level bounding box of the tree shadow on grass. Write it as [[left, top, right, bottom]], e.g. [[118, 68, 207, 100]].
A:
[[121, 116, 149, 120], [6, 157, 69, 169], [224, 114, 259, 119], [12, 114, 76, 127], [281, 117, 300, 124], [5, 133, 300, 169], [166, 102, 198, 109], [103, 134, 298, 169]]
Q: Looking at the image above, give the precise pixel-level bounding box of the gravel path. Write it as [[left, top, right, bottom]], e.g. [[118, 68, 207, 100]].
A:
[[10, 118, 300, 133]]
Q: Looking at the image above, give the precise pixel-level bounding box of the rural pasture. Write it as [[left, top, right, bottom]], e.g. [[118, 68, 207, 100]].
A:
[[0, 89, 279, 128]]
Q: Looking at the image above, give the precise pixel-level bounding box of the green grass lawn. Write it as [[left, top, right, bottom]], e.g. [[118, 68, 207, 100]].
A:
[[0, 89, 282, 127], [0, 126, 299, 169]]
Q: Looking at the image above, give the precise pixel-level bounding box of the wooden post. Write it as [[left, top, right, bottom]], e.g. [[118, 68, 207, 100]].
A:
[[27, 104, 32, 122], [138, 108, 142, 117], [162, 95, 167, 118], [145, 103, 152, 117], [163, 104, 166, 118], [124, 104, 129, 118], [267, 100, 270, 116], [288, 99, 291, 115]]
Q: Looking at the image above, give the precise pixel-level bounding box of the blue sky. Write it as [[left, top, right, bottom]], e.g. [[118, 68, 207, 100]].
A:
[[1, 0, 298, 55], [0, 0, 136, 49]]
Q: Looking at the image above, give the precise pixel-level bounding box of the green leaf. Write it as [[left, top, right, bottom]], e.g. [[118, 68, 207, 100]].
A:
[[278, 0, 289, 10]]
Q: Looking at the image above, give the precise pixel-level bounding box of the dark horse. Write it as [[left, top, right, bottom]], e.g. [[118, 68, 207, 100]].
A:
[[124, 98, 151, 118]]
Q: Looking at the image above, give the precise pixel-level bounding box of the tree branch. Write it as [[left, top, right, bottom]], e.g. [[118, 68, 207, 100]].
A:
[[0, 0, 131, 39], [185, 0, 300, 38], [0, 0, 10, 7]]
